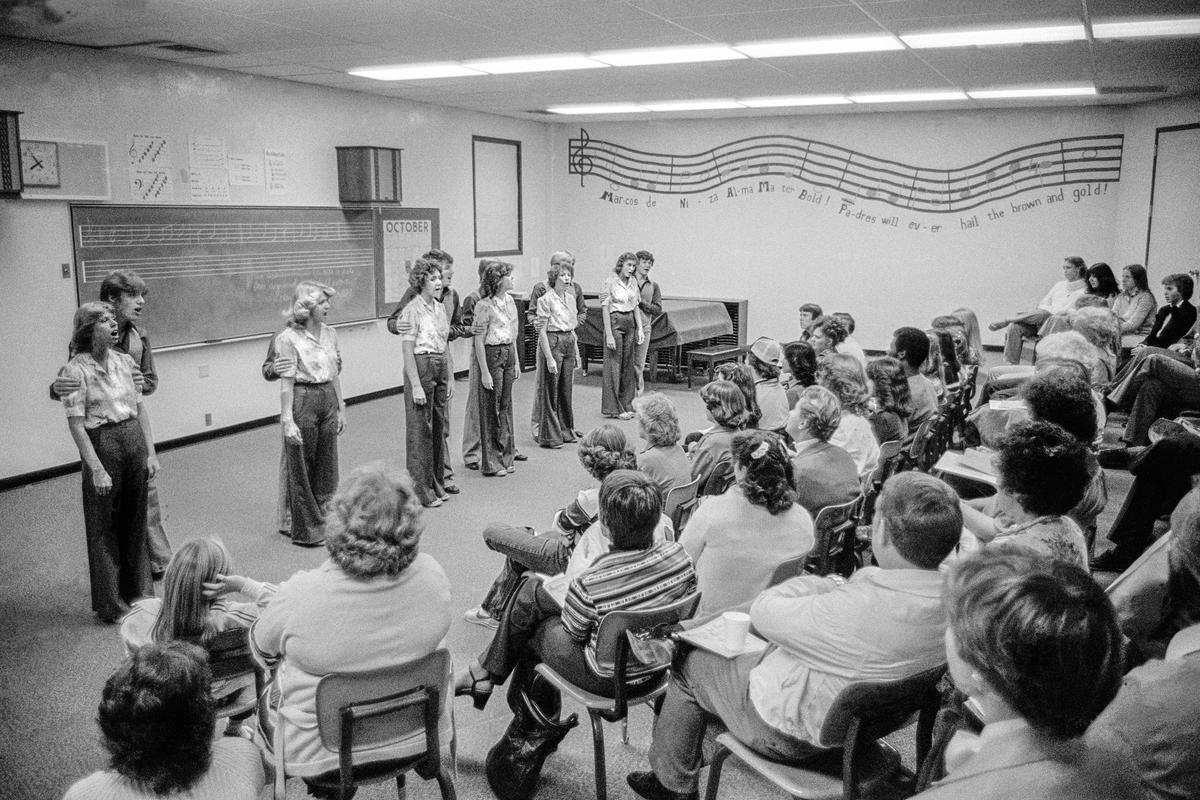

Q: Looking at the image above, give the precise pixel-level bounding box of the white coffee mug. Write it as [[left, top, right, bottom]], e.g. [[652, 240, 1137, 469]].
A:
[[722, 611, 751, 652]]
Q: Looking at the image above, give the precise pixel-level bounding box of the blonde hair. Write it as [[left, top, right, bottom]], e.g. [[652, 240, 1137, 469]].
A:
[[152, 538, 234, 644], [284, 281, 335, 326]]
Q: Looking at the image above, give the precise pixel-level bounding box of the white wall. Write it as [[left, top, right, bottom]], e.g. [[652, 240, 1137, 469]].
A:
[[0, 38, 554, 479], [550, 107, 1155, 352]]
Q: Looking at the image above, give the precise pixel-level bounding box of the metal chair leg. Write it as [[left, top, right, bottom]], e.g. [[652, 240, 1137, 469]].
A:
[[590, 709, 607, 800], [435, 767, 457, 800], [621, 718, 629, 745], [395, 772, 406, 800], [703, 744, 731, 800]]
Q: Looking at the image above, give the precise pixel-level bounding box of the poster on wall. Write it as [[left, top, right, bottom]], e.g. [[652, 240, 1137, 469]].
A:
[[567, 128, 1123, 235], [377, 207, 440, 317]]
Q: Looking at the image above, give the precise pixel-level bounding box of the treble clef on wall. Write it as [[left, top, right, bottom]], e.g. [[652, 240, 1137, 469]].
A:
[[569, 128, 594, 187]]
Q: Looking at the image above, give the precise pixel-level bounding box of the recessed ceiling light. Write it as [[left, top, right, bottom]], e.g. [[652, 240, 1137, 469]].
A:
[[736, 35, 902, 58], [463, 55, 606, 74], [349, 63, 485, 81], [546, 103, 647, 115], [739, 95, 852, 107], [849, 90, 969, 103], [1093, 17, 1200, 38], [901, 25, 1085, 48], [590, 45, 745, 67], [642, 99, 745, 111], [968, 86, 1097, 99]]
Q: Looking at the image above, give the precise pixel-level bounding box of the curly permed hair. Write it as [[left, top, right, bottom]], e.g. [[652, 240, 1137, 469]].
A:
[[478, 259, 513, 299], [792, 385, 842, 442], [407, 256, 443, 292], [701, 378, 751, 430], [99, 642, 214, 795], [731, 430, 796, 515], [1021, 367, 1097, 444], [994, 420, 1089, 516], [633, 392, 681, 448], [578, 424, 637, 481], [714, 362, 761, 428], [325, 462, 424, 578], [817, 354, 871, 416], [866, 356, 912, 418], [814, 316, 848, 346]]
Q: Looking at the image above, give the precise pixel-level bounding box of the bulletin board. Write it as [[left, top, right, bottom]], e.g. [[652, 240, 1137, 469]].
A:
[[472, 135, 523, 256], [376, 207, 440, 317]]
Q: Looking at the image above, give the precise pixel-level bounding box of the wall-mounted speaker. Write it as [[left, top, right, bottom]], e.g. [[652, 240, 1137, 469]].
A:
[[336, 146, 402, 203], [0, 110, 23, 196]]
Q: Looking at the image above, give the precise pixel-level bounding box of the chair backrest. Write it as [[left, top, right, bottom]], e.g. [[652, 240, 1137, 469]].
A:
[[315, 649, 450, 760], [699, 454, 735, 497], [858, 440, 903, 530], [905, 415, 940, 472], [591, 593, 701, 720], [663, 476, 703, 534], [194, 627, 257, 683], [807, 496, 862, 577], [768, 554, 809, 587], [816, 663, 947, 750]]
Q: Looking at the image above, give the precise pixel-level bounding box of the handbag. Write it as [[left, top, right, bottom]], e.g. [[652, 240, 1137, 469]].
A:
[[485, 666, 579, 800]]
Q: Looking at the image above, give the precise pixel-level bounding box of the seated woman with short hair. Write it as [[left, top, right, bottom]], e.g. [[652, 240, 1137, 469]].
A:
[[681, 430, 814, 616], [689, 379, 751, 494], [958, 420, 1091, 569], [914, 549, 1126, 800], [633, 392, 692, 495], [818, 353, 880, 475], [62, 641, 266, 800], [785, 385, 861, 516], [454, 470, 698, 707]]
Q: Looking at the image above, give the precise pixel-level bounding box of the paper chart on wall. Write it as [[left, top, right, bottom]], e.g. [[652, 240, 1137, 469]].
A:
[[228, 154, 264, 186], [130, 168, 174, 202], [189, 168, 230, 201], [265, 149, 288, 195], [188, 135, 228, 170], [128, 133, 171, 168]]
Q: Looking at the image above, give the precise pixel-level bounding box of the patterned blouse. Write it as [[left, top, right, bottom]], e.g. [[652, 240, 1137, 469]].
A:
[[398, 294, 449, 354], [61, 350, 142, 428], [476, 294, 519, 345], [601, 274, 640, 313], [537, 288, 579, 332], [990, 514, 1089, 570], [277, 324, 340, 384]]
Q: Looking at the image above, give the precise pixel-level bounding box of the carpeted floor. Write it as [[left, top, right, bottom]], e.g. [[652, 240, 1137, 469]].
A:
[[0, 359, 1132, 800]]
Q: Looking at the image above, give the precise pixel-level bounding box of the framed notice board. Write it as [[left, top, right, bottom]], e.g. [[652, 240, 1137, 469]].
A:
[[376, 207, 440, 317], [71, 205, 377, 348]]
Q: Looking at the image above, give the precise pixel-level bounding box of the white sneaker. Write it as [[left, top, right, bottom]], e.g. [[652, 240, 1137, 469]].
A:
[[463, 606, 499, 629]]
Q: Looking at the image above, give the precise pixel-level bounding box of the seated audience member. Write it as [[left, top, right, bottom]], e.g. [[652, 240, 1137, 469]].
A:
[[1101, 335, 1200, 463], [890, 326, 938, 427], [1069, 305, 1120, 384], [1021, 368, 1107, 533], [975, 330, 1103, 408], [626, 471, 963, 800], [785, 386, 861, 516], [932, 314, 977, 369], [831, 312, 868, 370], [1139, 271, 1197, 351], [951, 307, 983, 365], [782, 340, 818, 408], [988, 257, 1088, 365], [920, 331, 946, 400], [464, 424, 638, 628], [714, 361, 762, 430], [818, 353, 880, 474], [689, 380, 750, 495], [1085, 262, 1120, 302], [746, 337, 790, 433], [866, 356, 913, 443], [809, 316, 849, 359], [913, 550, 1127, 800], [454, 470, 697, 708], [959, 420, 1090, 569], [633, 393, 692, 496], [1087, 623, 1200, 800], [62, 641, 266, 800], [797, 302, 822, 342], [251, 463, 452, 780], [681, 430, 814, 616], [1111, 263, 1158, 351], [1094, 428, 1200, 572], [929, 328, 961, 387]]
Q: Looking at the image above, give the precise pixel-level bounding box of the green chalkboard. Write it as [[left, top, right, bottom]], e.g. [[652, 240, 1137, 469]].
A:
[[70, 205, 377, 348]]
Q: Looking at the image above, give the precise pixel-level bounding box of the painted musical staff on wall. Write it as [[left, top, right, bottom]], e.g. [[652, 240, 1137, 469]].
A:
[[567, 129, 1123, 214]]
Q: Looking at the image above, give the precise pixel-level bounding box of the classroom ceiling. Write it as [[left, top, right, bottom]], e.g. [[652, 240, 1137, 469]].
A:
[[3, 0, 1200, 120]]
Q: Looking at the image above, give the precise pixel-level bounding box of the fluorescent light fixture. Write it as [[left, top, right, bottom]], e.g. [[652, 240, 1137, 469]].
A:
[[546, 103, 647, 115], [350, 62, 484, 80], [1093, 17, 1200, 38], [968, 86, 1097, 99], [463, 54, 606, 74], [642, 99, 745, 111], [590, 45, 745, 67], [739, 95, 852, 108], [902, 25, 1085, 48], [849, 90, 968, 103], [737, 35, 902, 57]]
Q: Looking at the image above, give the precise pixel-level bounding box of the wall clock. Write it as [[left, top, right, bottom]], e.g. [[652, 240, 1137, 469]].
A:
[[21, 140, 60, 187]]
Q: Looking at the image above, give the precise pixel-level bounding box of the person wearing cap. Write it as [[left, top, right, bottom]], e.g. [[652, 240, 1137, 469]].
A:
[[747, 337, 790, 434]]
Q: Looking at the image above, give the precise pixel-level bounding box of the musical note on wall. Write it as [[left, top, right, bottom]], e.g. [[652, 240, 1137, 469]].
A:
[[566, 129, 1124, 214]]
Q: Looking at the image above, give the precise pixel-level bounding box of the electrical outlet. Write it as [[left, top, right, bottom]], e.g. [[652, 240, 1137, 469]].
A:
[[198, 364, 209, 378], [204, 413, 212, 426], [61, 263, 70, 279]]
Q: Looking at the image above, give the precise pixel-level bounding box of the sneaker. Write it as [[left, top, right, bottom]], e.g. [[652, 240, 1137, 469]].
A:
[[463, 606, 499, 629]]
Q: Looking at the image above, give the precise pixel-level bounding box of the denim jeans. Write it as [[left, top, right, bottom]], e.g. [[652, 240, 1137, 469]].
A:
[[478, 343, 516, 474], [602, 310, 638, 415], [404, 353, 448, 504], [480, 523, 573, 618], [285, 382, 339, 544], [534, 330, 577, 447]]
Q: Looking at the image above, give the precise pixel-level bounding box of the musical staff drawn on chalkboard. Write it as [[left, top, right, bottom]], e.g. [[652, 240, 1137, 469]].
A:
[[566, 129, 1124, 214]]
